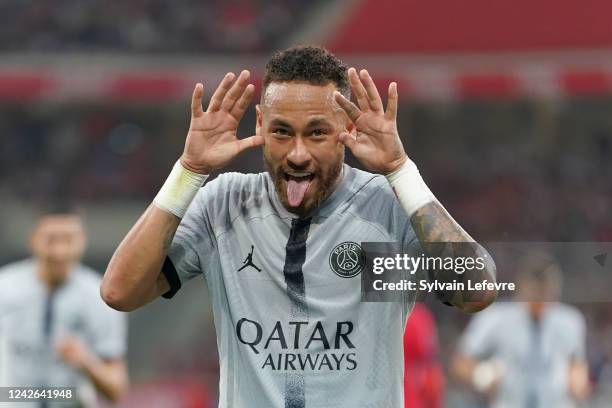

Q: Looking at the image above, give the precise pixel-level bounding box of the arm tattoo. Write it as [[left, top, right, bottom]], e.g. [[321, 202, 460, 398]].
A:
[[411, 201, 496, 311], [411, 201, 472, 247]]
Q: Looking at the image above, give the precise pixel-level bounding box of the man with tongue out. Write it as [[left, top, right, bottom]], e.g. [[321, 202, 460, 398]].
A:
[[102, 46, 497, 407], [260, 77, 349, 218]]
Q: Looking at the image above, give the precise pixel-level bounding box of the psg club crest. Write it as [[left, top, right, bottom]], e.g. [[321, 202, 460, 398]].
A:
[[329, 242, 365, 278]]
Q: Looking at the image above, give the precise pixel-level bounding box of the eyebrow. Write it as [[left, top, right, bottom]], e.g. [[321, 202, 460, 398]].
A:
[[305, 118, 333, 128], [268, 117, 333, 128], [269, 118, 292, 128]]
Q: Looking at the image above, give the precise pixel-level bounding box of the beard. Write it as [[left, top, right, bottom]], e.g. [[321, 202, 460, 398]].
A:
[[264, 149, 344, 218]]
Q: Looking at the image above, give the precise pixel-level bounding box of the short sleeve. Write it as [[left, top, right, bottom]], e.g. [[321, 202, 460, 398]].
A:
[[88, 299, 127, 360], [162, 181, 218, 299], [459, 308, 498, 358]]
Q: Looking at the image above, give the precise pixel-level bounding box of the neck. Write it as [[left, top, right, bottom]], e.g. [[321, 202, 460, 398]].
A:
[[37, 260, 69, 290]]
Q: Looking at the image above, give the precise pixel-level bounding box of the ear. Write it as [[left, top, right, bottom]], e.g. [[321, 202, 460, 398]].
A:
[[255, 104, 262, 135], [346, 119, 356, 136]]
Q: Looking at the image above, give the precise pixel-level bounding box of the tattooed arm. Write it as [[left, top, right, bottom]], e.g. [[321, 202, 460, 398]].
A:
[[101, 205, 177, 311], [411, 202, 497, 313], [333, 68, 496, 313]]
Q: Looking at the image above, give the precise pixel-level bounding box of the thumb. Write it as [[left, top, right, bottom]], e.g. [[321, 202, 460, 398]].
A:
[[338, 132, 358, 150], [236, 135, 265, 154]]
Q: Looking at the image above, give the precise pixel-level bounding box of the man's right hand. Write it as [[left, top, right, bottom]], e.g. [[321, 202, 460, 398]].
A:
[[180, 70, 264, 174], [102, 71, 264, 312]]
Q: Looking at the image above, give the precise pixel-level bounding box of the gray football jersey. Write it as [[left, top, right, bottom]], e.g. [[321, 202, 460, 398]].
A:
[[460, 302, 586, 408], [0, 259, 127, 408], [164, 164, 420, 408]]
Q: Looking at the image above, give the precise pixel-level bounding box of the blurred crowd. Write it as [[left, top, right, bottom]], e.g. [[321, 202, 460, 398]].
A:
[[406, 100, 612, 242], [2, 99, 611, 242], [0, 0, 317, 53]]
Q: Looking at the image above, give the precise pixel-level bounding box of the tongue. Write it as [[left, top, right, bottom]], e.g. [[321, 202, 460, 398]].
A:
[[287, 179, 311, 207]]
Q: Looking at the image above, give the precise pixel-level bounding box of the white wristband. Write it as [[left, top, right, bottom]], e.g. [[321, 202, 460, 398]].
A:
[[153, 160, 208, 218], [385, 158, 435, 217]]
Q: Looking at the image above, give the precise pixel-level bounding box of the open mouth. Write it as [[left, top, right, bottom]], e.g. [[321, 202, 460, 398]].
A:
[[283, 171, 315, 182], [283, 171, 315, 207]]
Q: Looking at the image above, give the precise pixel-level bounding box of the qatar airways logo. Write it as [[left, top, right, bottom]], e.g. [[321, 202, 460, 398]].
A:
[[235, 318, 358, 371]]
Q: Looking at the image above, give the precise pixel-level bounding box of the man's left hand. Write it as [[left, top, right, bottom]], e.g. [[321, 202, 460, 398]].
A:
[[56, 336, 90, 369], [334, 67, 407, 174]]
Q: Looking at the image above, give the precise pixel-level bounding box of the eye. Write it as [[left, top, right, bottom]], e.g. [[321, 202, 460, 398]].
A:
[[312, 129, 328, 137], [272, 128, 289, 137]]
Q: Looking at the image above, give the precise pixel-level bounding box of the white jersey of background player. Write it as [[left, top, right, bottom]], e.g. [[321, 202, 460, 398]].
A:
[[452, 254, 590, 408], [0, 211, 127, 407], [102, 45, 496, 407]]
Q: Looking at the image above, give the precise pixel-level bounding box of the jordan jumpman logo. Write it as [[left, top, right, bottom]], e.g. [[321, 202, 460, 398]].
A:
[[238, 245, 262, 272]]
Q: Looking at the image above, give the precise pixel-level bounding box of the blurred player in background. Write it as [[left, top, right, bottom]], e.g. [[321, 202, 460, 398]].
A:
[[102, 45, 496, 407], [452, 252, 590, 408], [0, 206, 128, 407], [404, 303, 444, 408]]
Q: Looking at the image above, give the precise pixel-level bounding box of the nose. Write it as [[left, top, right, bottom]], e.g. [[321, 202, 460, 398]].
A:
[[286, 136, 311, 168], [48, 239, 74, 262]]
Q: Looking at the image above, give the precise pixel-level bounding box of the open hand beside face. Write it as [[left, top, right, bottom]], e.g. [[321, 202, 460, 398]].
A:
[[334, 68, 407, 174], [180, 70, 264, 174]]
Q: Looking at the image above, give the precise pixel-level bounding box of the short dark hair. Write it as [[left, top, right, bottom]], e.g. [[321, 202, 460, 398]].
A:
[[262, 45, 350, 99], [37, 200, 80, 218]]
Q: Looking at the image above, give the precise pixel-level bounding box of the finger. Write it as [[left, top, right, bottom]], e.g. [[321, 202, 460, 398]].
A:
[[385, 82, 398, 120], [207, 72, 235, 112], [338, 131, 358, 151], [360, 69, 383, 112], [191, 83, 204, 117], [334, 91, 362, 123], [348, 67, 371, 111], [221, 70, 250, 112], [236, 134, 265, 154], [230, 83, 255, 120]]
